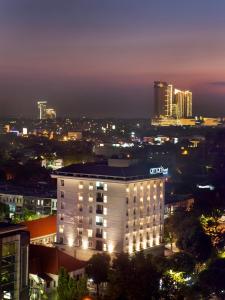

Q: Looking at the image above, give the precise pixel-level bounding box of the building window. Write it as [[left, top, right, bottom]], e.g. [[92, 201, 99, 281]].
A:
[[79, 182, 83, 189], [103, 195, 107, 203], [61, 180, 64, 186], [103, 219, 107, 227], [103, 231, 107, 239], [126, 197, 129, 204], [96, 193, 103, 202], [79, 195, 83, 201], [96, 240, 103, 251], [60, 202, 64, 209], [96, 216, 103, 226], [96, 182, 104, 190], [104, 183, 107, 191], [96, 228, 103, 238], [61, 191, 64, 198], [88, 217, 92, 225], [89, 196, 93, 202], [78, 229, 83, 235], [96, 204, 103, 214], [78, 204, 83, 212], [88, 229, 93, 238], [59, 225, 64, 233], [89, 206, 93, 213], [133, 196, 136, 203], [89, 183, 94, 190], [103, 207, 107, 215]]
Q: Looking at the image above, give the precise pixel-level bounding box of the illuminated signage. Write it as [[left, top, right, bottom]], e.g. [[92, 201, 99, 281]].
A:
[[150, 166, 168, 176]]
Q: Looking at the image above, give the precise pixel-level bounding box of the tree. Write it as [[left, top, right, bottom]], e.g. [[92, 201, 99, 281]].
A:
[[86, 253, 110, 298], [57, 267, 88, 300], [177, 221, 213, 262], [198, 258, 225, 298], [107, 253, 161, 300], [0, 202, 9, 220], [168, 252, 196, 274]]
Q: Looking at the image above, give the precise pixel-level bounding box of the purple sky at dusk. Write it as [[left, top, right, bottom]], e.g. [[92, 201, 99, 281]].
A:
[[0, 0, 225, 118]]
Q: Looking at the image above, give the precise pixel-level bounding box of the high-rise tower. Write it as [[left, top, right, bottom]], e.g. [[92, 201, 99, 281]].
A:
[[154, 81, 173, 118], [37, 101, 47, 120]]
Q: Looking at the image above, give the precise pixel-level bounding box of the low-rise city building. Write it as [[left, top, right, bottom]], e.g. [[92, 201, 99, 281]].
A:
[[52, 159, 166, 261], [21, 215, 57, 246], [0, 222, 29, 300]]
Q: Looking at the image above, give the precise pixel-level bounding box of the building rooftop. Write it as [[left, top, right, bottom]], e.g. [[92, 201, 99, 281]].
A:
[[0, 222, 27, 236], [54, 161, 168, 181], [21, 215, 56, 239], [0, 184, 56, 198], [29, 244, 86, 275]]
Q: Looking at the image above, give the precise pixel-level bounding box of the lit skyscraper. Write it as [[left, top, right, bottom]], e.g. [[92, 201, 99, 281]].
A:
[[173, 89, 192, 118], [153, 82, 192, 121], [37, 101, 56, 120], [184, 90, 192, 117], [154, 81, 173, 118], [37, 101, 47, 120]]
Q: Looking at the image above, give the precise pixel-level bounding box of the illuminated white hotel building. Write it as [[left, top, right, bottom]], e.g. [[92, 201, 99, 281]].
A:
[[52, 159, 166, 260]]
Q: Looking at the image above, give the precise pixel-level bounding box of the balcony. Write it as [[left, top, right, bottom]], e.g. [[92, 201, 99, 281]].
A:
[[96, 208, 103, 214], [96, 232, 103, 238], [96, 221, 103, 226], [96, 194, 103, 202]]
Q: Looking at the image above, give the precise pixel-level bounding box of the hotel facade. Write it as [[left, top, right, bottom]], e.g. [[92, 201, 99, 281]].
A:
[[52, 160, 166, 260]]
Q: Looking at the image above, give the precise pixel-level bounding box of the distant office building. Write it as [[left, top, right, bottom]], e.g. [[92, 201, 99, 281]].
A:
[[0, 223, 29, 300], [154, 81, 173, 118], [52, 159, 166, 261], [37, 101, 56, 120], [37, 101, 47, 120]]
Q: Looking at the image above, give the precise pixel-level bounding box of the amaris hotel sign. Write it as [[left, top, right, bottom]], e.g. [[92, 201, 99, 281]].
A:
[[149, 166, 168, 176]]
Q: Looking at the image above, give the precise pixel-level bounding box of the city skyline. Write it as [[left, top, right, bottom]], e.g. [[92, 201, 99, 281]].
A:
[[0, 0, 225, 118]]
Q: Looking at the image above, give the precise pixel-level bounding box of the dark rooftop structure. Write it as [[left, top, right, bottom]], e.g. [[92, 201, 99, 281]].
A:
[[54, 159, 168, 181], [0, 222, 27, 236], [29, 244, 86, 275]]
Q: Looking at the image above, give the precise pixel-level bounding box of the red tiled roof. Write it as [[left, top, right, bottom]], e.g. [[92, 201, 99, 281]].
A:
[[21, 215, 56, 239], [29, 244, 86, 275]]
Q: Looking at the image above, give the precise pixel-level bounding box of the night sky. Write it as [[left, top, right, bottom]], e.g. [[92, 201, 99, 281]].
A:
[[0, 0, 225, 118]]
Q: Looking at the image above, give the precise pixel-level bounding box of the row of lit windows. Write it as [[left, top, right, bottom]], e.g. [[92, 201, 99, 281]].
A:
[[60, 191, 107, 204], [126, 205, 162, 216], [126, 181, 163, 193], [77, 204, 107, 215], [126, 194, 163, 204], [60, 180, 108, 191]]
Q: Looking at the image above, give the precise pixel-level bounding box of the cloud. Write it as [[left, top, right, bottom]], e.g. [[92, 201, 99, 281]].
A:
[[208, 81, 225, 86]]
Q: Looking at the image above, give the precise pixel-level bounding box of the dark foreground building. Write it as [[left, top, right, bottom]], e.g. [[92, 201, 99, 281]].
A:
[[0, 223, 29, 300]]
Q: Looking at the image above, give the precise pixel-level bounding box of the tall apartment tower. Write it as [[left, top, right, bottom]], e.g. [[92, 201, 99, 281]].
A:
[[37, 101, 47, 120], [174, 89, 192, 118], [154, 81, 173, 118], [184, 90, 192, 117], [0, 223, 29, 300], [52, 159, 166, 261]]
